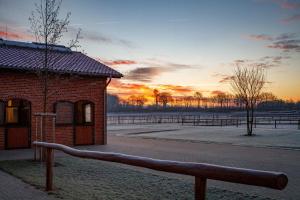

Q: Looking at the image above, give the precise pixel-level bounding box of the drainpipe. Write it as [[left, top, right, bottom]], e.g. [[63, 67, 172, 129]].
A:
[[103, 75, 112, 145]]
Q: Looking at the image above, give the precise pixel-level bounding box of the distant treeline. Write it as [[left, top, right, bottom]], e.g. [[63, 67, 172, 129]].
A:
[[107, 93, 300, 113]]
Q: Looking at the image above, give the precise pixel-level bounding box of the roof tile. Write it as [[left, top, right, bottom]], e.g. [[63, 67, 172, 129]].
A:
[[0, 41, 123, 78]]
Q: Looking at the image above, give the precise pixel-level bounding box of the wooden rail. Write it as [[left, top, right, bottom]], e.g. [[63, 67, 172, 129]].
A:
[[33, 141, 288, 200], [108, 115, 300, 129]]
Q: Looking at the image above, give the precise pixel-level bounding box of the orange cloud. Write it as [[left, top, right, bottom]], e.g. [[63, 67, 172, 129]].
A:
[[267, 39, 300, 52], [125, 67, 168, 82], [157, 84, 195, 94], [273, 0, 300, 9], [247, 34, 273, 41], [108, 80, 198, 104], [282, 14, 300, 23], [108, 79, 154, 100], [105, 60, 137, 65], [211, 90, 226, 96], [219, 75, 234, 83], [0, 31, 34, 41], [93, 58, 137, 67]]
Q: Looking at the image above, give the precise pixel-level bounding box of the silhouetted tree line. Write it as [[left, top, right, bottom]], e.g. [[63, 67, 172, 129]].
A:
[[107, 91, 300, 113]]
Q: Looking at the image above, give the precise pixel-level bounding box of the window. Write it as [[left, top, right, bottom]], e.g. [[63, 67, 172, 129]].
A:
[[75, 101, 93, 124], [5, 99, 30, 125], [55, 102, 73, 124], [84, 104, 92, 123], [0, 101, 4, 125], [6, 100, 18, 123]]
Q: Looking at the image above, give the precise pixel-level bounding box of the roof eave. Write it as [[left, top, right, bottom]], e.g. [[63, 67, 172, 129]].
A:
[[0, 66, 123, 78]]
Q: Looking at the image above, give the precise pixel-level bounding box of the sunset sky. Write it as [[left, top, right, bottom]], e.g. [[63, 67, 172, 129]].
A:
[[0, 0, 300, 101]]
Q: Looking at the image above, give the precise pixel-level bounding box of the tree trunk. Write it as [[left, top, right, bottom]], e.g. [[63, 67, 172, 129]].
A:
[[246, 105, 251, 136], [250, 104, 254, 135], [42, 2, 49, 161]]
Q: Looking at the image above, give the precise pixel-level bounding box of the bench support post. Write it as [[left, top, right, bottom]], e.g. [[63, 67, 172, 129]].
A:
[[46, 148, 53, 191], [195, 177, 206, 200]]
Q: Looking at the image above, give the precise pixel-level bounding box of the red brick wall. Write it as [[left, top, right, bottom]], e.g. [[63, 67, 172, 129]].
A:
[[0, 71, 107, 150], [0, 128, 4, 149]]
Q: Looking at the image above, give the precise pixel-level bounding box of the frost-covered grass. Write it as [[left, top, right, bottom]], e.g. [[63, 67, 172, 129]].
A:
[[0, 157, 273, 200]]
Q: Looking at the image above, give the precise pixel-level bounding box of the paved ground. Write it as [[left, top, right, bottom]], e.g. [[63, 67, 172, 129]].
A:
[[0, 169, 55, 200]]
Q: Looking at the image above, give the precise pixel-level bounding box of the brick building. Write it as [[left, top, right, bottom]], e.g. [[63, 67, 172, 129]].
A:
[[0, 39, 122, 150]]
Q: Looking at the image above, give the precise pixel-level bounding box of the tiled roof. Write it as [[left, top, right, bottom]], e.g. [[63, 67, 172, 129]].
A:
[[0, 39, 122, 78]]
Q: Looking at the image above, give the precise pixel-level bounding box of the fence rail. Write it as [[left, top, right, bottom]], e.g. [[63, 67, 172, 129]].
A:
[[108, 115, 300, 129], [33, 141, 288, 200]]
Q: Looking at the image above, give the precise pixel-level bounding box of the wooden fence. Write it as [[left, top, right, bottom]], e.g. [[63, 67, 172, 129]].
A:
[[108, 115, 300, 129], [33, 141, 288, 200], [182, 118, 300, 129]]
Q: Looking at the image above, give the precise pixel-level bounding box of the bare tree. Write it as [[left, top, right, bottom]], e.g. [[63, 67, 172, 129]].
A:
[[29, 0, 80, 154], [128, 95, 137, 106], [194, 92, 203, 108], [136, 95, 147, 107], [158, 92, 173, 108], [183, 96, 194, 108], [230, 64, 266, 136], [29, 0, 81, 113], [225, 94, 234, 108], [259, 92, 277, 103], [202, 96, 208, 109], [213, 91, 227, 109], [209, 96, 217, 108], [234, 95, 244, 110], [153, 89, 160, 107]]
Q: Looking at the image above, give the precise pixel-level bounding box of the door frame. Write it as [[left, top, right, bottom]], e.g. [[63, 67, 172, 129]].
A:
[[74, 100, 95, 146], [4, 99, 31, 149]]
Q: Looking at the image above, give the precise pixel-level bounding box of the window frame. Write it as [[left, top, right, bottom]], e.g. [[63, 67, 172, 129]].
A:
[[5, 99, 31, 126], [75, 100, 94, 126], [0, 100, 4, 126], [54, 101, 74, 126], [83, 103, 92, 124]]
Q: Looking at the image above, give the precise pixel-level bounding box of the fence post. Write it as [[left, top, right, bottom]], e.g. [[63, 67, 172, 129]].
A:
[[298, 120, 300, 130], [46, 148, 53, 191], [195, 177, 206, 200], [40, 115, 43, 161], [275, 120, 277, 129], [34, 116, 38, 161]]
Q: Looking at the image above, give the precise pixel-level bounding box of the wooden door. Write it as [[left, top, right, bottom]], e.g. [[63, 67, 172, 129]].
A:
[[75, 125, 93, 145], [6, 127, 30, 149], [74, 101, 94, 145], [5, 99, 31, 149]]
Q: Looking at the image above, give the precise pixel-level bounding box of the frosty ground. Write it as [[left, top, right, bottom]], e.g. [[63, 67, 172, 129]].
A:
[[0, 123, 298, 200], [106, 123, 300, 200], [108, 123, 300, 149]]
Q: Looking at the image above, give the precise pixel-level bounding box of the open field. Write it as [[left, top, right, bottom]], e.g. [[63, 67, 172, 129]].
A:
[[108, 123, 300, 149]]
